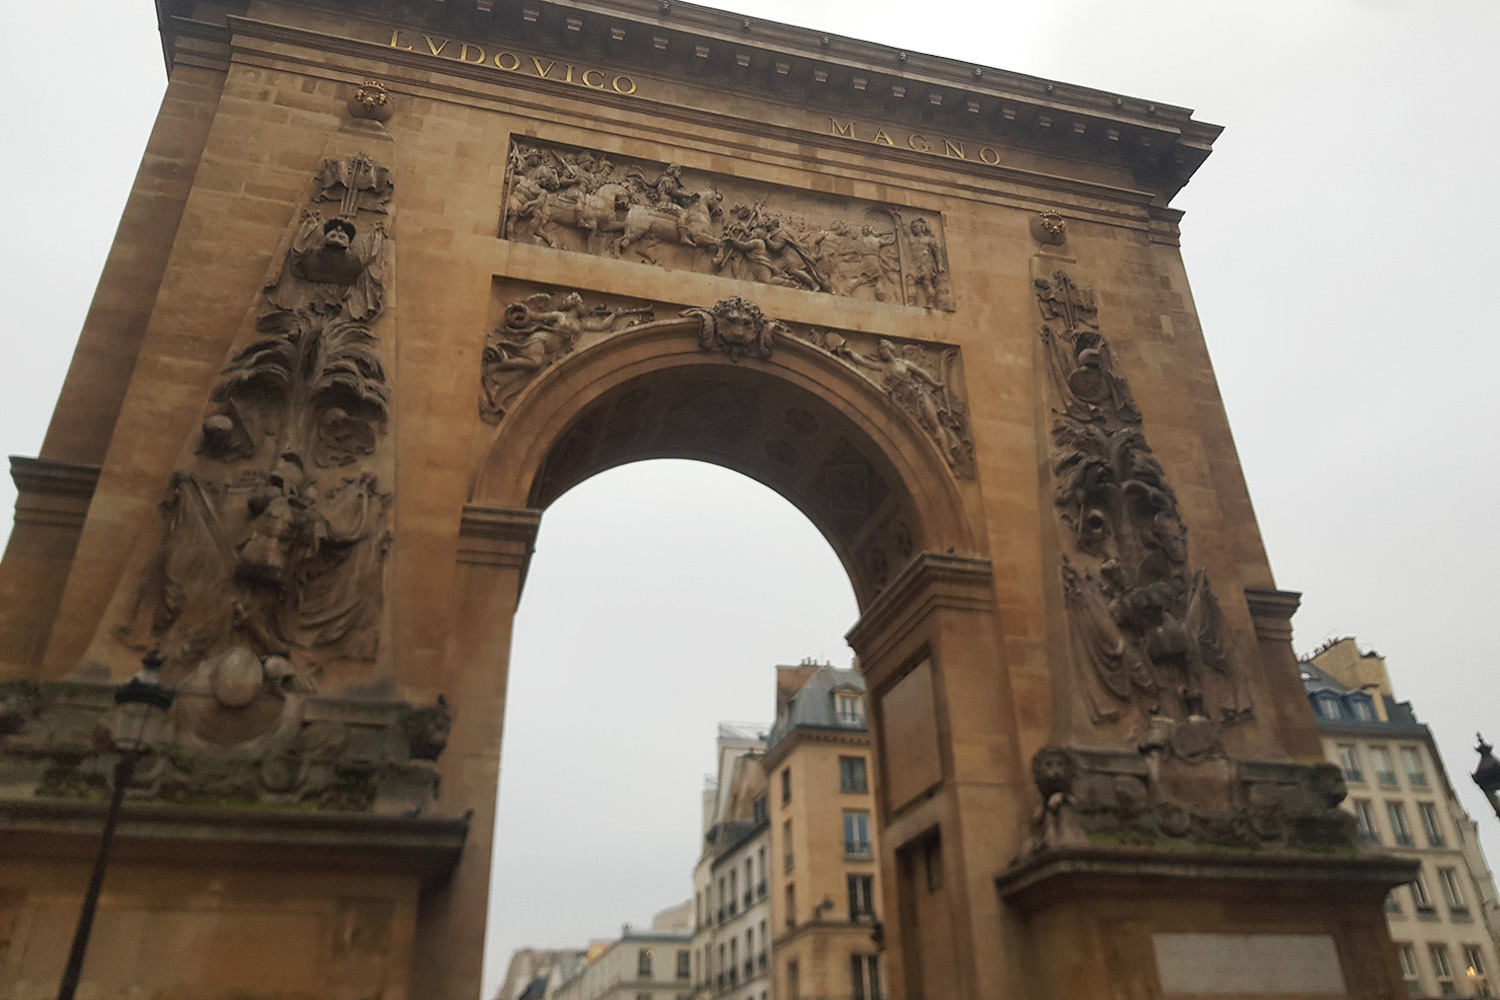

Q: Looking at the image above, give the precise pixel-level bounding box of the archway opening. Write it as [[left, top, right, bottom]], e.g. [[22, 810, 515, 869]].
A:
[[480, 458, 859, 998]]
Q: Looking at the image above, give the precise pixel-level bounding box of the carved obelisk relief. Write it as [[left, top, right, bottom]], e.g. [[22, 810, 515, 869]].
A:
[[120, 141, 397, 731], [1036, 267, 1247, 745]]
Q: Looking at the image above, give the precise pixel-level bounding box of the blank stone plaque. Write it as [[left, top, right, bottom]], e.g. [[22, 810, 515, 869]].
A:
[[1152, 932, 1345, 995]]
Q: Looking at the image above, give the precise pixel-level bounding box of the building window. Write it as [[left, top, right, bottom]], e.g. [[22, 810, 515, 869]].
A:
[[1464, 945, 1490, 997], [1411, 871, 1436, 914], [1371, 746, 1397, 787], [787, 959, 800, 1000], [843, 810, 872, 857], [840, 756, 869, 793], [1418, 802, 1445, 847], [1336, 744, 1364, 784], [1353, 800, 1379, 844], [835, 691, 865, 725], [677, 951, 690, 980], [848, 873, 876, 919], [1384, 890, 1402, 916], [1349, 695, 1376, 721], [781, 767, 791, 804], [1400, 746, 1429, 788], [757, 846, 767, 896], [1314, 694, 1342, 720], [639, 949, 653, 979], [752, 794, 768, 824], [1387, 803, 1414, 847], [851, 954, 883, 1000], [783, 819, 794, 872], [1431, 944, 1456, 996], [1439, 867, 1467, 913], [1395, 943, 1418, 990], [785, 883, 795, 928], [729, 871, 738, 914]]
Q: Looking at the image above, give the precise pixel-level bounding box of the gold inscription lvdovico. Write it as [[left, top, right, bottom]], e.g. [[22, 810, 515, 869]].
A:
[[388, 28, 638, 95], [829, 118, 1001, 167]]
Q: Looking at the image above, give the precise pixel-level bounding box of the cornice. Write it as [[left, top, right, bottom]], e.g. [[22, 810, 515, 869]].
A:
[[159, 0, 1220, 201], [763, 723, 871, 769], [845, 551, 994, 659], [1245, 587, 1301, 642], [9, 457, 101, 499]]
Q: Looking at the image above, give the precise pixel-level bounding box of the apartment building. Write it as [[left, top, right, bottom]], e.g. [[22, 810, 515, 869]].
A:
[[691, 723, 774, 1000], [765, 663, 883, 1000], [1304, 638, 1500, 998], [548, 929, 693, 1000]]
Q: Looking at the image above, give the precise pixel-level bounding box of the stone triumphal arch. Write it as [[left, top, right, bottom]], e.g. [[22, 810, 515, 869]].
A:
[[1, 1, 1415, 997]]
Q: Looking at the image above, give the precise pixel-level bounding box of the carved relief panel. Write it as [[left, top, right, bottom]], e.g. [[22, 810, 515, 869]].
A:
[[477, 281, 976, 601], [120, 150, 397, 738], [500, 138, 954, 309], [1035, 266, 1250, 756]]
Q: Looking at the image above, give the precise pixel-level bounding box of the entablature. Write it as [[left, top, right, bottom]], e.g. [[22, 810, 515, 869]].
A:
[[156, 0, 1221, 201]]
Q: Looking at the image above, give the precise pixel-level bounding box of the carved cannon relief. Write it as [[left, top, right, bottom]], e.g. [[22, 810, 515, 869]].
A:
[[500, 138, 954, 310]]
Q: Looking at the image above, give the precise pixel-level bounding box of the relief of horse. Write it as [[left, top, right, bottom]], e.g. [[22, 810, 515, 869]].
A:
[[616, 188, 723, 257]]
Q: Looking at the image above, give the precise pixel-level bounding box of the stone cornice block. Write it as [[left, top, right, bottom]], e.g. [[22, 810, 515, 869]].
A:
[[1244, 587, 1302, 642], [0, 798, 468, 885], [995, 844, 1418, 916], [846, 551, 993, 659]]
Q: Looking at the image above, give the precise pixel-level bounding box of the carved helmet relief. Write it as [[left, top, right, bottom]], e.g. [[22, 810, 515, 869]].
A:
[[500, 137, 954, 309]]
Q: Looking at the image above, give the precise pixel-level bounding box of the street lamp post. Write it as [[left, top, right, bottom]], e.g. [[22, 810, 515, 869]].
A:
[[1472, 733, 1500, 823], [55, 651, 175, 1000]]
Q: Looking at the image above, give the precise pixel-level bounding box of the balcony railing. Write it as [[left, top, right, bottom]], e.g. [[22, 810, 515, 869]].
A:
[[757, 879, 767, 899], [757, 953, 767, 971], [1376, 770, 1398, 787], [717, 907, 726, 923], [744, 960, 754, 979], [844, 840, 873, 858], [728, 900, 738, 916]]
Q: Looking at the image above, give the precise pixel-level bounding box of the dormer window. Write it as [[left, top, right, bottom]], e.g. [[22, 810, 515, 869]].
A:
[[834, 691, 865, 726], [1313, 694, 1343, 721], [1348, 695, 1375, 721]]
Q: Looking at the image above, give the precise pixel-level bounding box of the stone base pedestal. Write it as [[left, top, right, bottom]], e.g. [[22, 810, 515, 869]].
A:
[[995, 847, 1416, 1000], [0, 801, 466, 1000]]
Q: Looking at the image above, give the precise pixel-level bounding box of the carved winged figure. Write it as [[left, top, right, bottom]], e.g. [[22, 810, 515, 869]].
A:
[[480, 293, 652, 420], [847, 339, 974, 474]]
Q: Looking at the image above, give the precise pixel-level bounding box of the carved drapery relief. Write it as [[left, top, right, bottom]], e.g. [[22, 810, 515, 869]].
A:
[[122, 153, 399, 749], [1037, 268, 1248, 751], [480, 292, 652, 422], [500, 139, 953, 309]]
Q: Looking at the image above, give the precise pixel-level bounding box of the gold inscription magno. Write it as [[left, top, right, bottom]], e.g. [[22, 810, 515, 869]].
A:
[[388, 29, 639, 95], [829, 118, 1003, 167]]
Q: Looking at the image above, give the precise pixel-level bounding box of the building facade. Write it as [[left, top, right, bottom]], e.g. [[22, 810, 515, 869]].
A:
[[549, 931, 693, 1000], [765, 664, 883, 1000], [1306, 638, 1500, 997], [692, 724, 773, 1000]]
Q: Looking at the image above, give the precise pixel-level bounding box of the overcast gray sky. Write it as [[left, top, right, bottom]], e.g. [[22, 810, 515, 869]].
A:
[[3, 3, 1498, 997]]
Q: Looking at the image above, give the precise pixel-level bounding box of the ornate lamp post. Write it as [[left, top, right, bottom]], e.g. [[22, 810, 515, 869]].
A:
[[56, 651, 175, 1000], [1472, 733, 1500, 823]]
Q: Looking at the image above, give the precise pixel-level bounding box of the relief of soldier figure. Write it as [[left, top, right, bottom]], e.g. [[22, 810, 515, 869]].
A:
[[500, 140, 953, 310]]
